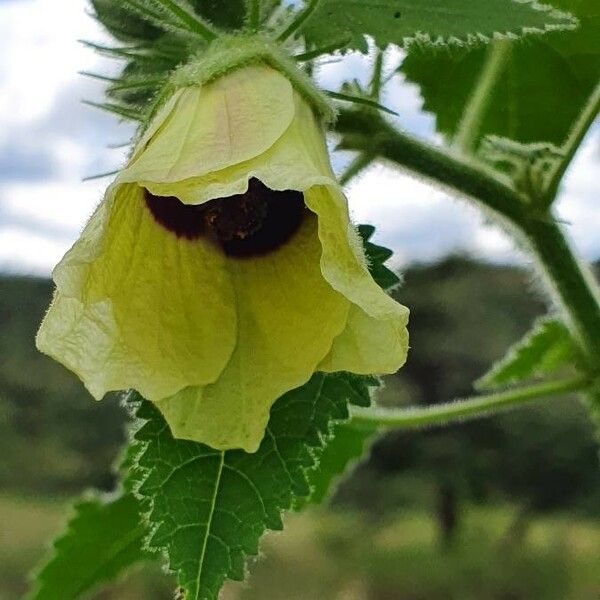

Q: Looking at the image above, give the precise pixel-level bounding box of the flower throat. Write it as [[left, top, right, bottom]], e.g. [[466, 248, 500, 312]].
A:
[[144, 178, 307, 258]]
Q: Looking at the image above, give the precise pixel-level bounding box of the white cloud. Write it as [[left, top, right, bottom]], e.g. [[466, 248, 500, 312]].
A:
[[555, 129, 600, 260], [346, 162, 520, 265], [0, 226, 72, 275], [316, 45, 437, 138], [0, 0, 107, 129], [0, 0, 132, 275], [2, 180, 104, 230]]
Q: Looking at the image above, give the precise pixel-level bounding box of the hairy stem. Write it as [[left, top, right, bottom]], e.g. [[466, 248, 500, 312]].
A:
[[351, 376, 591, 429], [544, 81, 600, 203], [370, 47, 385, 99], [523, 216, 600, 365], [277, 0, 320, 41], [294, 39, 349, 61], [337, 110, 600, 371], [337, 111, 527, 224], [453, 40, 511, 154]]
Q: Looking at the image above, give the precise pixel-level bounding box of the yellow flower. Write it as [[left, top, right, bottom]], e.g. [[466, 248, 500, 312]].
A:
[[37, 64, 409, 452]]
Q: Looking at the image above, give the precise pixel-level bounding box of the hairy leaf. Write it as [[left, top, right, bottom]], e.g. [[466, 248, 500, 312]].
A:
[[91, 0, 164, 42], [401, 0, 599, 146], [189, 0, 246, 29], [300, 0, 576, 53], [29, 224, 397, 598], [27, 494, 149, 600], [83, 100, 146, 122], [294, 226, 398, 506], [303, 420, 378, 505], [92, 0, 245, 36], [128, 372, 377, 600], [477, 317, 580, 389]]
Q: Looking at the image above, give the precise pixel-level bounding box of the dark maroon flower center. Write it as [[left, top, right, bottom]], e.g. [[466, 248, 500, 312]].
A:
[[144, 178, 307, 258]]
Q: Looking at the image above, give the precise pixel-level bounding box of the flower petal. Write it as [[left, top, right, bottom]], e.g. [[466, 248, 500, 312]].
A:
[[304, 186, 408, 322], [318, 304, 408, 375], [154, 215, 350, 452], [137, 89, 336, 204], [118, 65, 295, 186], [36, 183, 237, 401]]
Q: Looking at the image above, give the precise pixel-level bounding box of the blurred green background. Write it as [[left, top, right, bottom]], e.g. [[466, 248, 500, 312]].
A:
[[2, 257, 599, 599]]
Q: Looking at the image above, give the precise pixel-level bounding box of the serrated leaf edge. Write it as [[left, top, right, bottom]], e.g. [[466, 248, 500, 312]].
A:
[[128, 375, 379, 597], [308, 0, 578, 53]]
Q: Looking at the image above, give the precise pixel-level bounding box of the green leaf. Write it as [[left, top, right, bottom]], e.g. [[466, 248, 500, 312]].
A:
[[27, 494, 149, 600], [302, 228, 399, 506], [91, 0, 164, 43], [300, 0, 577, 53], [189, 0, 247, 29], [83, 100, 146, 122], [477, 317, 580, 390], [91, 0, 259, 36], [128, 372, 377, 600], [303, 420, 378, 505], [358, 224, 401, 292], [118, 0, 217, 41], [28, 225, 396, 598], [401, 0, 600, 146], [478, 136, 564, 204]]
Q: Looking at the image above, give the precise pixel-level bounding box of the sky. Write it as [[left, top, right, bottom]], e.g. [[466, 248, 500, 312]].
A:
[[0, 0, 598, 276]]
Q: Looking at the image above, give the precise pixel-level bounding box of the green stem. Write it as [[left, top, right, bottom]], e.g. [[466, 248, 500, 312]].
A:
[[336, 111, 600, 368], [277, 0, 320, 42], [370, 47, 385, 99], [327, 91, 398, 116], [294, 38, 349, 61], [543, 81, 600, 203], [245, 0, 261, 30], [453, 40, 511, 154], [336, 111, 527, 224], [523, 216, 600, 365], [351, 376, 591, 429]]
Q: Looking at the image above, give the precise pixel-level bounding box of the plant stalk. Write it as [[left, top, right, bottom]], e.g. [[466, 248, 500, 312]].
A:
[[351, 376, 591, 429], [523, 215, 600, 365], [370, 47, 385, 99], [337, 111, 600, 371], [294, 39, 348, 61], [337, 111, 527, 224], [452, 40, 511, 154]]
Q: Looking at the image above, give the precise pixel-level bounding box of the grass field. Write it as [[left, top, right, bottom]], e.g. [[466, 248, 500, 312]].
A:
[[2, 494, 599, 600]]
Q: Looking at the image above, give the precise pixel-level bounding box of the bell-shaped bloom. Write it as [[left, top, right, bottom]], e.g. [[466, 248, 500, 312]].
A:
[[37, 64, 409, 452]]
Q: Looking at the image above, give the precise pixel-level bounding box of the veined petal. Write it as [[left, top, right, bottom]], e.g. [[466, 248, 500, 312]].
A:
[[304, 186, 408, 322], [318, 304, 408, 375], [36, 183, 237, 402], [137, 90, 337, 205], [305, 184, 409, 376], [118, 65, 295, 186], [154, 215, 350, 452]]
